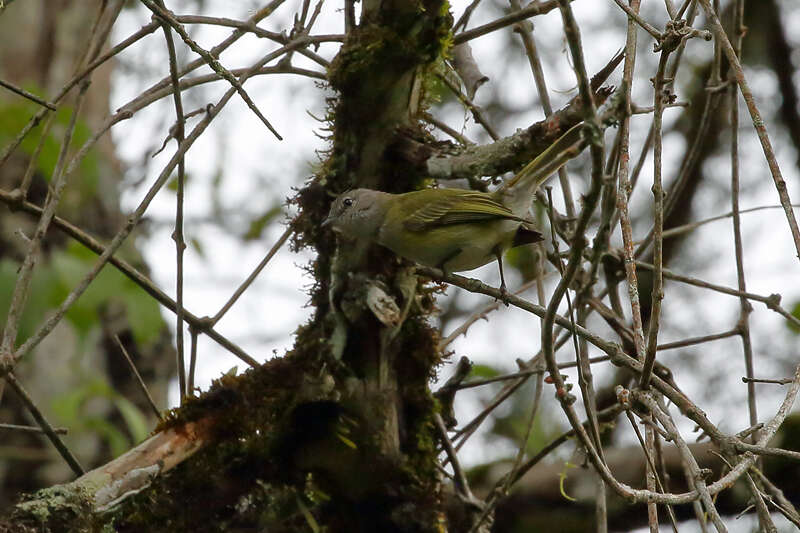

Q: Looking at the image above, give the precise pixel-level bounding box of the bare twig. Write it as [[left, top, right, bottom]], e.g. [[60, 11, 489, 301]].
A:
[[113, 335, 161, 419], [156, 0, 188, 400], [641, 45, 674, 390], [727, 0, 759, 447], [742, 377, 793, 386], [454, 0, 566, 44], [634, 261, 800, 329], [699, 0, 800, 260], [611, 0, 662, 40], [5, 373, 84, 476], [188, 329, 199, 396], [656, 329, 739, 351], [1, 85, 90, 370], [0, 423, 67, 434], [0, 78, 57, 110], [211, 226, 293, 326], [140, 0, 283, 140], [510, 0, 576, 217], [0, 189, 260, 368], [11, 47, 282, 364], [434, 414, 482, 510]]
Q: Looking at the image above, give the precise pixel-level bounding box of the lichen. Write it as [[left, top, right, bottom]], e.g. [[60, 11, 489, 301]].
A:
[[11, 484, 96, 532]]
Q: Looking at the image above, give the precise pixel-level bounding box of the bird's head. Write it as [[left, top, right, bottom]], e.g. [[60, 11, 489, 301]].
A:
[[322, 188, 391, 240]]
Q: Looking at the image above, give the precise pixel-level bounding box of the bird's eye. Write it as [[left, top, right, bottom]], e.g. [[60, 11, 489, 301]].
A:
[[343, 198, 353, 207]]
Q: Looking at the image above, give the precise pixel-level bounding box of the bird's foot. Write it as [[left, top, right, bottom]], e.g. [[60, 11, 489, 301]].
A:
[[498, 284, 510, 307]]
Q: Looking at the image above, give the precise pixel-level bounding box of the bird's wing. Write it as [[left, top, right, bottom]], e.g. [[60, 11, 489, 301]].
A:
[[403, 191, 524, 232]]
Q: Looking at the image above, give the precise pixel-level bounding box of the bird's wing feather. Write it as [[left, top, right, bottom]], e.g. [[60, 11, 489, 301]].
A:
[[403, 191, 524, 232]]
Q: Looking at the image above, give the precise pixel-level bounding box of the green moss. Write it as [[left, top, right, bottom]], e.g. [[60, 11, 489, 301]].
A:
[[13, 485, 96, 532], [243, 1, 454, 529], [107, 355, 338, 531]]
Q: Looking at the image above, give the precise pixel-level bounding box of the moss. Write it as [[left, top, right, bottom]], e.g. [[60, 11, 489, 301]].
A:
[[11, 485, 96, 532], [106, 355, 340, 531], [328, 2, 452, 94], [244, 1, 454, 530], [108, 352, 441, 530]]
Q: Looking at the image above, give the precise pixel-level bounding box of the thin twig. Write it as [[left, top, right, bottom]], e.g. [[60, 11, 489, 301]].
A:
[[423, 113, 473, 146], [5, 373, 84, 476], [611, 0, 662, 40], [113, 335, 161, 419], [454, 355, 610, 390], [436, 71, 499, 140], [699, 0, 800, 261], [211, 226, 293, 326], [140, 0, 283, 140], [615, 0, 648, 371], [0, 189, 260, 368], [1, 85, 90, 366], [728, 0, 759, 447], [635, 261, 800, 329], [434, 414, 482, 509], [656, 328, 739, 351], [742, 377, 793, 386], [743, 473, 777, 533], [453, 0, 483, 32], [0, 423, 67, 434], [0, 79, 57, 110], [640, 49, 672, 390], [510, 0, 576, 218], [188, 329, 199, 395], [157, 0, 188, 400], [454, 0, 565, 44], [646, 204, 800, 242]]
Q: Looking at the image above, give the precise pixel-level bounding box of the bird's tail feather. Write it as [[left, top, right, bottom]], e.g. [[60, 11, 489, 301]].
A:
[[499, 123, 587, 196]]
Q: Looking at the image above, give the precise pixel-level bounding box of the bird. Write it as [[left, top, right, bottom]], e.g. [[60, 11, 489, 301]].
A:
[[322, 123, 585, 296]]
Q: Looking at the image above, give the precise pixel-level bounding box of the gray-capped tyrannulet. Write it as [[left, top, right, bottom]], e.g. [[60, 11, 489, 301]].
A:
[[322, 124, 585, 294]]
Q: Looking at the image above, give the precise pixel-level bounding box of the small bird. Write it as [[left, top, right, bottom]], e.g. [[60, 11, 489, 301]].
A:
[[322, 124, 585, 295]]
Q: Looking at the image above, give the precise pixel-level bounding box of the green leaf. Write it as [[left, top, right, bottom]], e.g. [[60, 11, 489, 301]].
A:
[[54, 242, 164, 345], [0, 99, 98, 192], [469, 364, 501, 379], [790, 301, 800, 335], [113, 396, 151, 443], [190, 237, 205, 259], [84, 417, 130, 457], [295, 495, 320, 533], [122, 277, 164, 346], [243, 205, 283, 241], [166, 171, 191, 192], [50, 377, 150, 455], [0, 259, 60, 343], [558, 462, 578, 502]]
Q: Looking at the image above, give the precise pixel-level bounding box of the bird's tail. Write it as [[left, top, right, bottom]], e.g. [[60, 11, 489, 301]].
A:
[[498, 123, 587, 198]]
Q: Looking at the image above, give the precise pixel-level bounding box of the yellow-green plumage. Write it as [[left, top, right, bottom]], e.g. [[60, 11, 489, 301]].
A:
[[322, 124, 585, 290], [380, 188, 531, 272]]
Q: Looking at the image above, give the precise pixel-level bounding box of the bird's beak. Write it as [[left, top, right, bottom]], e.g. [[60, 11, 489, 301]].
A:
[[321, 216, 333, 228]]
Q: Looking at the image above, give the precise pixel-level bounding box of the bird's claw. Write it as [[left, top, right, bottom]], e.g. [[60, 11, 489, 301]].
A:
[[498, 284, 510, 307]]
